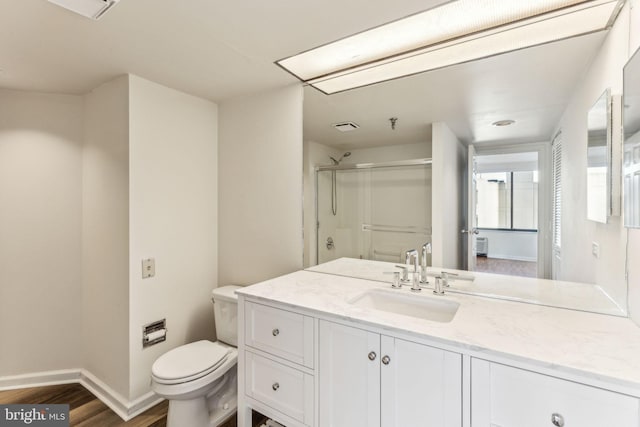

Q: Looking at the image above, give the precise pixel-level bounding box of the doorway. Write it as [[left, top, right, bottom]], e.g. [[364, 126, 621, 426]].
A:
[[466, 144, 550, 278]]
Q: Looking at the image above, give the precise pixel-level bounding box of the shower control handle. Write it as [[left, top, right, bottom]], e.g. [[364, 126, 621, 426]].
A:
[[326, 237, 334, 250]]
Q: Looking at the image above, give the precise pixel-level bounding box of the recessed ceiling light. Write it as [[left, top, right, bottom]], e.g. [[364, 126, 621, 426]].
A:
[[492, 119, 516, 127], [48, 0, 121, 20], [277, 0, 624, 94], [333, 122, 360, 132]]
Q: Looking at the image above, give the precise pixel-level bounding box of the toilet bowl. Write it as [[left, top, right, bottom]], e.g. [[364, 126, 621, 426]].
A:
[[151, 285, 241, 427]]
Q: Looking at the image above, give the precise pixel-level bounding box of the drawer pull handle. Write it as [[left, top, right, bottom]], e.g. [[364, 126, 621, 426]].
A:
[[551, 413, 564, 427], [272, 328, 279, 336], [368, 351, 377, 361], [382, 355, 391, 365], [272, 382, 280, 391]]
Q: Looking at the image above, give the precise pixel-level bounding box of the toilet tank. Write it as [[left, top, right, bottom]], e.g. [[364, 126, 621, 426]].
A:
[[211, 285, 242, 346]]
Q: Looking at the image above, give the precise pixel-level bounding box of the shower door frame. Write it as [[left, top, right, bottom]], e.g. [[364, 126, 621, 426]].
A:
[[314, 158, 433, 265]]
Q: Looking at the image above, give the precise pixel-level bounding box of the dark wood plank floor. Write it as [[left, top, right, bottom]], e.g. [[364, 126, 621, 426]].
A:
[[0, 383, 237, 427]]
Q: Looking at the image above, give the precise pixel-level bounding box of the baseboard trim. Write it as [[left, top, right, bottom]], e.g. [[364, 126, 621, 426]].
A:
[[487, 254, 538, 262], [0, 369, 163, 421], [0, 369, 81, 391]]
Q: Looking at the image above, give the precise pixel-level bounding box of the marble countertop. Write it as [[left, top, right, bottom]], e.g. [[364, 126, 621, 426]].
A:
[[237, 263, 640, 395], [308, 258, 625, 316]]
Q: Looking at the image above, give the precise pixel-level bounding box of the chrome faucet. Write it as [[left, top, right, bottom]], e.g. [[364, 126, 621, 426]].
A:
[[404, 249, 421, 292], [401, 249, 418, 283], [420, 242, 432, 284]]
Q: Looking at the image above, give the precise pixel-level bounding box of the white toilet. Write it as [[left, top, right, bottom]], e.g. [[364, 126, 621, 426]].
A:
[[151, 285, 241, 427]]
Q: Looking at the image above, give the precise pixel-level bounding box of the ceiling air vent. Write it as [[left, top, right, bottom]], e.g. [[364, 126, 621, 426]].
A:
[[48, 0, 121, 20], [332, 122, 360, 132]]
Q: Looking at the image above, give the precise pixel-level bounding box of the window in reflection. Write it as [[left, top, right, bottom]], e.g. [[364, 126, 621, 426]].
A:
[[477, 171, 538, 231]]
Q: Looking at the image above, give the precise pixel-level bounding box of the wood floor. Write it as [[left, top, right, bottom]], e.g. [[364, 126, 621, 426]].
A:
[[475, 256, 537, 278], [0, 383, 237, 427]]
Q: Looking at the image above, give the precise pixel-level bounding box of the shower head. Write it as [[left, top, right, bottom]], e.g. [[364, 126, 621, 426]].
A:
[[330, 152, 351, 165]]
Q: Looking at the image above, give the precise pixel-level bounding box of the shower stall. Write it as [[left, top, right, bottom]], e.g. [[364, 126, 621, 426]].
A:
[[315, 158, 433, 265]]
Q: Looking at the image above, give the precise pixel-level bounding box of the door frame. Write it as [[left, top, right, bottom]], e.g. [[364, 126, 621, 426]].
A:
[[468, 141, 551, 279]]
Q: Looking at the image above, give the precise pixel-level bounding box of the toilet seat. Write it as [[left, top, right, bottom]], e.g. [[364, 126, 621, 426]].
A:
[[152, 340, 230, 385]]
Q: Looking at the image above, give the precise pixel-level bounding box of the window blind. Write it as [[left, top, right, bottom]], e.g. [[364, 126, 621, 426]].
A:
[[552, 132, 563, 250]]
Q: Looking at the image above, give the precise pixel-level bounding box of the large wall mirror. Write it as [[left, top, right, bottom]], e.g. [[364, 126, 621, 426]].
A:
[[624, 46, 640, 228], [303, 28, 630, 317], [587, 89, 612, 223]]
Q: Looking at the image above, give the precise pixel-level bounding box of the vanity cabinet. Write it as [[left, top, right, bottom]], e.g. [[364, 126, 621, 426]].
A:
[[243, 302, 315, 427], [238, 293, 640, 427], [318, 320, 462, 427], [471, 359, 640, 427]]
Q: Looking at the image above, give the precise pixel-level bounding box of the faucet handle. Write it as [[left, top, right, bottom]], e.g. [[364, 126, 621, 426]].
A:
[[383, 271, 402, 288], [441, 272, 450, 287], [433, 276, 445, 295]]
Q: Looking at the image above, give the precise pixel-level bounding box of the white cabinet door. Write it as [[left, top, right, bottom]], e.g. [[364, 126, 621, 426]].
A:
[[380, 335, 462, 427], [319, 320, 463, 427], [319, 320, 381, 427], [472, 358, 640, 427]]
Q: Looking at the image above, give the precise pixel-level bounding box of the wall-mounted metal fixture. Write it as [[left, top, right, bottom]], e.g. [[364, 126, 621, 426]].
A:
[[326, 237, 335, 250], [389, 117, 398, 130], [143, 319, 167, 348]]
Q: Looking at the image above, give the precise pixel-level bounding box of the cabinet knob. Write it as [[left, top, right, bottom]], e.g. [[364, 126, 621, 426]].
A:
[[381, 355, 391, 365], [551, 413, 564, 427], [272, 382, 280, 391], [368, 351, 377, 361], [272, 328, 279, 336]]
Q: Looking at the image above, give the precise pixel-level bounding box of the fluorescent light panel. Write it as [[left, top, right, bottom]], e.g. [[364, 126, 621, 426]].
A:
[[48, 0, 119, 20], [278, 0, 623, 94]]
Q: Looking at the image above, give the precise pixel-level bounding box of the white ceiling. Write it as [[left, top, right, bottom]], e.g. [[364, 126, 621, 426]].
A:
[[0, 0, 446, 100], [0, 0, 607, 148], [304, 32, 606, 148]]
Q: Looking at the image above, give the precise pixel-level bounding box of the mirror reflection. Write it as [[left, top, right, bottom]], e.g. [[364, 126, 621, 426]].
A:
[[303, 28, 630, 317], [587, 89, 611, 224], [624, 47, 640, 228]]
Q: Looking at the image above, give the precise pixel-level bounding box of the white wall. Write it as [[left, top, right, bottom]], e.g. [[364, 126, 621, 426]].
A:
[[556, 3, 631, 310], [303, 141, 341, 267], [432, 122, 466, 269], [626, 0, 640, 325], [83, 76, 131, 398], [347, 141, 431, 163], [128, 76, 219, 400], [218, 85, 304, 285], [0, 89, 83, 376]]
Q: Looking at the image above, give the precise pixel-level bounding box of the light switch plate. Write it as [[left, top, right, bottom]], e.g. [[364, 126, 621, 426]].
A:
[[592, 242, 600, 258], [142, 258, 155, 279]]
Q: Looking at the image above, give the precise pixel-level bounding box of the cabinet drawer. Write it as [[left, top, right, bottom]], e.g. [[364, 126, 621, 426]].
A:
[[245, 351, 314, 425], [245, 302, 314, 368], [472, 359, 640, 427]]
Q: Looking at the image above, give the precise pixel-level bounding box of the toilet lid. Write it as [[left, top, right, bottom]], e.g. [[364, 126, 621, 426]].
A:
[[152, 340, 230, 382]]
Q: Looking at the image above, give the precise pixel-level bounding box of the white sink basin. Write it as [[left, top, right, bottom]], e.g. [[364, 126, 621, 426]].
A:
[[348, 289, 459, 323]]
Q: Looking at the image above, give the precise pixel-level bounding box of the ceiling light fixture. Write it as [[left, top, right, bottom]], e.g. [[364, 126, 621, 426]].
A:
[[48, 0, 121, 20], [277, 0, 624, 94], [492, 119, 516, 127]]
